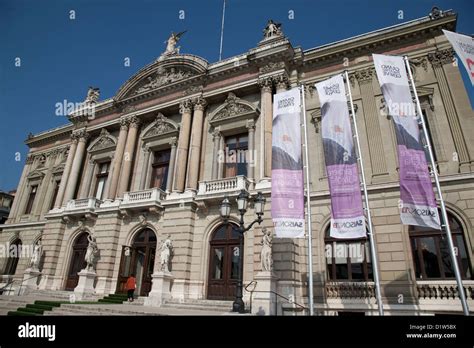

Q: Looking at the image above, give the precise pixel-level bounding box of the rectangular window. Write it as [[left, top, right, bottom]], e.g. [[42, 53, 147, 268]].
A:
[[94, 162, 110, 200], [224, 134, 248, 178], [24, 185, 38, 215], [149, 149, 170, 191], [49, 180, 60, 210]]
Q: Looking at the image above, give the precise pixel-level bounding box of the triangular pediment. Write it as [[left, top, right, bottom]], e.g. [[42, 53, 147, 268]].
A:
[[88, 129, 117, 153], [142, 113, 179, 140], [209, 93, 259, 125]]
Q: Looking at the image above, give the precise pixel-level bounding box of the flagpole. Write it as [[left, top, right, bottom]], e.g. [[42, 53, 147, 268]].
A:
[[404, 56, 470, 316], [344, 71, 384, 316], [300, 85, 314, 316], [219, 0, 226, 61]]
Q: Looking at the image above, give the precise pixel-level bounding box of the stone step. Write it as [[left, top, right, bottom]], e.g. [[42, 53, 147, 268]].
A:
[[164, 299, 234, 307], [47, 304, 162, 316], [161, 300, 232, 312]]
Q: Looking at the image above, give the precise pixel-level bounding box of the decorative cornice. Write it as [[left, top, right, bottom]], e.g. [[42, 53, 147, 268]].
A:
[[427, 48, 455, 68]]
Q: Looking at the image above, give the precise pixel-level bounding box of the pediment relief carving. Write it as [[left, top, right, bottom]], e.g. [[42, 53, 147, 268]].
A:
[[28, 169, 46, 180], [52, 163, 65, 175], [142, 113, 179, 140], [209, 93, 259, 125], [88, 129, 117, 153], [132, 67, 195, 96]]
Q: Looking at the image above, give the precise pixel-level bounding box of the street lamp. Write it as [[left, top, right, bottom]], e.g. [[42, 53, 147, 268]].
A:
[[220, 190, 266, 313]]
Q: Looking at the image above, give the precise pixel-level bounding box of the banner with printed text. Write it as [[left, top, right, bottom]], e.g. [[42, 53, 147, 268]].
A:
[[315, 75, 366, 239], [271, 87, 305, 238], [442, 29, 474, 86], [373, 54, 440, 229]]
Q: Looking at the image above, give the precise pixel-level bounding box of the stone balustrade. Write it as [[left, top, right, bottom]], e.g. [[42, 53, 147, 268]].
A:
[[325, 281, 376, 299], [416, 280, 474, 301], [197, 175, 250, 197]]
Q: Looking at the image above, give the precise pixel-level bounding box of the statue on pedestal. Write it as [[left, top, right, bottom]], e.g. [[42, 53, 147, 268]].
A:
[[84, 87, 100, 104], [263, 20, 282, 39], [160, 234, 173, 273], [29, 239, 43, 270], [163, 31, 186, 56], [260, 228, 273, 272], [84, 233, 100, 272]]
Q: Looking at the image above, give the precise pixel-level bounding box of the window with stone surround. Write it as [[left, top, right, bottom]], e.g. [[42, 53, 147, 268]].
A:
[[410, 213, 472, 280], [224, 133, 248, 178], [94, 162, 110, 200], [324, 227, 373, 282], [49, 179, 60, 210], [24, 185, 38, 215], [4, 239, 22, 275], [149, 149, 170, 190]]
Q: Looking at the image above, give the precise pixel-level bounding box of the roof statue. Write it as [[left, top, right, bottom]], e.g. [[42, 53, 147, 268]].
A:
[[162, 30, 187, 57], [263, 19, 283, 39]]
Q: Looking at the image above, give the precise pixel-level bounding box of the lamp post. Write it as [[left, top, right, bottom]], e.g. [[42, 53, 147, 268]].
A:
[[220, 190, 266, 313]]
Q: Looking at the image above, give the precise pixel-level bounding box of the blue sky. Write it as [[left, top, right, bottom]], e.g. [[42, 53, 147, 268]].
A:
[[0, 0, 473, 191]]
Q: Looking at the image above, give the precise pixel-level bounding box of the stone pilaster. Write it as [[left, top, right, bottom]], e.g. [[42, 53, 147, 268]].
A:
[[107, 117, 129, 199], [428, 48, 470, 172], [63, 129, 89, 204], [8, 155, 33, 221], [79, 157, 95, 198], [55, 138, 78, 208], [259, 77, 273, 179], [211, 129, 221, 180], [355, 67, 388, 181], [173, 100, 193, 192], [166, 137, 178, 193], [117, 116, 140, 197], [186, 97, 207, 191], [246, 119, 256, 183], [139, 145, 152, 190]]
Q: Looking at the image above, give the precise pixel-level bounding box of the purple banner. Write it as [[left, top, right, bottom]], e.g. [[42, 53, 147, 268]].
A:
[[316, 75, 366, 239], [271, 88, 305, 238], [373, 54, 440, 229]]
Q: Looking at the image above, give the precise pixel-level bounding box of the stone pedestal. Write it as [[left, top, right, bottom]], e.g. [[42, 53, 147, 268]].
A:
[[20, 268, 41, 295], [144, 271, 174, 307], [74, 269, 96, 300], [251, 271, 278, 316]]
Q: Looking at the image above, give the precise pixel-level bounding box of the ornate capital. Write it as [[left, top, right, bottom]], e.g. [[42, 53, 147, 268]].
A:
[[193, 97, 207, 111], [354, 68, 375, 84], [246, 119, 256, 131], [71, 129, 89, 142], [212, 128, 221, 141], [258, 77, 273, 93], [128, 115, 141, 128], [120, 116, 130, 130], [273, 74, 289, 91], [169, 137, 178, 147], [428, 48, 455, 68], [179, 99, 193, 114]]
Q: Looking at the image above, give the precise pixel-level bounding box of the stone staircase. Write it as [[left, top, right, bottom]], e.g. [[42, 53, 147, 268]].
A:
[[161, 299, 233, 313]]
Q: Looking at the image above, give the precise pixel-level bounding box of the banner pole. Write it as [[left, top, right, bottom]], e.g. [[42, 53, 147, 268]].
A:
[[300, 85, 315, 316], [344, 71, 384, 316], [404, 56, 470, 316]]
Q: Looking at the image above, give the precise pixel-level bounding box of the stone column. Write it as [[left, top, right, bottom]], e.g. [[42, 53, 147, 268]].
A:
[[217, 136, 225, 179], [428, 49, 470, 172], [355, 68, 388, 180], [8, 155, 34, 220], [139, 146, 152, 190], [79, 157, 95, 198], [259, 77, 273, 178], [211, 129, 221, 180], [166, 137, 178, 193], [54, 138, 78, 208], [107, 117, 129, 199], [173, 100, 193, 192], [246, 120, 256, 183], [117, 116, 140, 197], [63, 129, 89, 203], [186, 97, 207, 191]]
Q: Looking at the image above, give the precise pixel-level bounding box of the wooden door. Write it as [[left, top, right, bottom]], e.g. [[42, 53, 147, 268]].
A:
[[65, 233, 88, 291]]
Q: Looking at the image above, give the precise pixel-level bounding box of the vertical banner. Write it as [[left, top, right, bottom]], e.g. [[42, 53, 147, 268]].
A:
[[442, 30, 474, 85], [373, 54, 440, 229], [271, 87, 304, 238], [316, 75, 366, 239]]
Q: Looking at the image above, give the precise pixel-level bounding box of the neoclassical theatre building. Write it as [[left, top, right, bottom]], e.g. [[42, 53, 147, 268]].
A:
[[1, 8, 473, 315]]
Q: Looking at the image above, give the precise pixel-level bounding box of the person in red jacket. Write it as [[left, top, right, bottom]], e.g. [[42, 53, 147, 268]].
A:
[[125, 274, 136, 302]]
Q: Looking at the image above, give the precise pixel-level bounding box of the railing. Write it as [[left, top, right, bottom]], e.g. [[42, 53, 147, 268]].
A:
[[416, 280, 474, 301], [122, 188, 165, 205], [198, 175, 250, 196], [244, 280, 307, 315], [325, 281, 376, 299], [0, 274, 41, 296], [65, 198, 101, 211]]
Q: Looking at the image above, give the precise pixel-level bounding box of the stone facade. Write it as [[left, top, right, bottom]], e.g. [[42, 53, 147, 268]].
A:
[[1, 9, 473, 315]]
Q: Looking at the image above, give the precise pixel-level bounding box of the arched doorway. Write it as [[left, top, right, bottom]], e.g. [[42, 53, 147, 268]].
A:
[[207, 223, 241, 300], [4, 239, 22, 275], [117, 228, 157, 296], [65, 232, 89, 290]]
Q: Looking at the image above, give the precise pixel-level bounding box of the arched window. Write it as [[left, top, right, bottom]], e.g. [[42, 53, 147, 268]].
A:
[[324, 227, 373, 282], [4, 239, 22, 275], [410, 213, 472, 280]]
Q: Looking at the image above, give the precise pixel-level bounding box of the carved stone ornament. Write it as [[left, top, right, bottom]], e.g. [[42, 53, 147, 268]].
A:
[[88, 128, 116, 152], [143, 113, 177, 138], [354, 68, 375, 83], [262, 19, 283, 40], [259, 61, 285, 74], [84, 86, 100, 104], [428, 48, 455, 68], [212, 93, 254, 121], [134, 67, 194, 95]]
